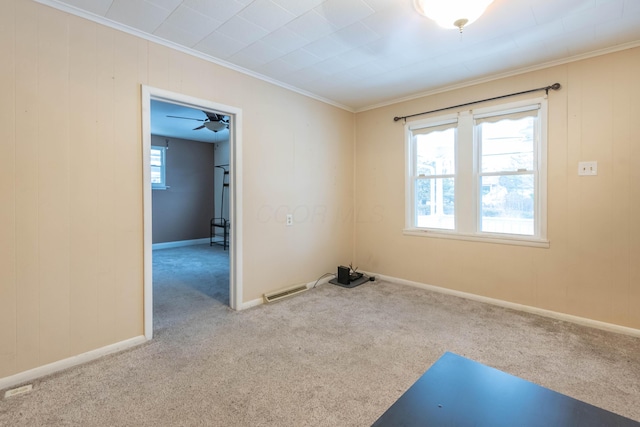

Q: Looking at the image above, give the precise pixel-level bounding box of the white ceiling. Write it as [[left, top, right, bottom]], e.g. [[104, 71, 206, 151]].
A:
[[41, 0, 640, 111]]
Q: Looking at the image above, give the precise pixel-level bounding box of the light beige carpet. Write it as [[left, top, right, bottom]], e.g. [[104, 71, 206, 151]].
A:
[[1, 244, 639, 426]]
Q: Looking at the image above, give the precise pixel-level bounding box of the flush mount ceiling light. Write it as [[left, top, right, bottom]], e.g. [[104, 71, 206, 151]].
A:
[[413, 0, 494, 32]]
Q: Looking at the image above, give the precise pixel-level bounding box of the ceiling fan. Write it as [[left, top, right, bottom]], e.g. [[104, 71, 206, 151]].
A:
[[167, 111, 229, 132]]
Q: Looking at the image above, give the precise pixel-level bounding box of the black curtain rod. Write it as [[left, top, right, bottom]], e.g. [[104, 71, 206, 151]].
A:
[[393, 83, 561, 122]]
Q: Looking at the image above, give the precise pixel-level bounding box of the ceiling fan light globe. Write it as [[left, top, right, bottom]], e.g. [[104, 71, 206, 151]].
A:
[[204, 121, 228, 132], [413, 0, 493, 30]]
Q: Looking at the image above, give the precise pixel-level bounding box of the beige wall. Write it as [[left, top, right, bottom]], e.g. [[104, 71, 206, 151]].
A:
[[0, 0, 354, 378], [355, 47, 640, 330]]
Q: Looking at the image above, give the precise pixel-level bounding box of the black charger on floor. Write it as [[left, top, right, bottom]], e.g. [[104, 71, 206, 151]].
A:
[[330, 265, 369, 288], [337, 265, 350, 285]]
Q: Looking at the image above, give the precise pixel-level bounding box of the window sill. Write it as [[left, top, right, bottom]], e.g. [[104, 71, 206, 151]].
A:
[[403, 228, 550, 248]]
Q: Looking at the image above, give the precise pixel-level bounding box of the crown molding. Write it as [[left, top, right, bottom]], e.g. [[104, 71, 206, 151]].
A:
[[31, 0, 640, 115], [33, 0, 355, 113], [356, 40, 640, 113]]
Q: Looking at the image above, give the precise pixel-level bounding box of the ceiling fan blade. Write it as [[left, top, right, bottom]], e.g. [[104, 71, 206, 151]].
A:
[[203, 111, 221, 122], [193, 125, 206, 130], [167, 115, 205, 122]]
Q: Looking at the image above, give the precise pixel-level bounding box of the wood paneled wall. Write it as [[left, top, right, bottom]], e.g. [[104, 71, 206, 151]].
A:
[[355, 48, 640, 330]]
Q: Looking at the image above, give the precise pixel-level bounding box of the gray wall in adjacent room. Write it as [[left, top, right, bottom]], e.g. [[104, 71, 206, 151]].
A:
[[152, 135, 214, 244]]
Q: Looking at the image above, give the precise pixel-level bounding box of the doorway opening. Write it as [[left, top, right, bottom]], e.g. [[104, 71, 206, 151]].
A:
[[141, 86, 243, 339]]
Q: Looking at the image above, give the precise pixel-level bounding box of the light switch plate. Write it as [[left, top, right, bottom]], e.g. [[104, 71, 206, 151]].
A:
[[578, 161, 597, 176]]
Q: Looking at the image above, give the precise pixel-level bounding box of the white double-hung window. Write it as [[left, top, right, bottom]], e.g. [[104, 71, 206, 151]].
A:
[[150, 146, 167, 190], [405, 97, 548, 247]]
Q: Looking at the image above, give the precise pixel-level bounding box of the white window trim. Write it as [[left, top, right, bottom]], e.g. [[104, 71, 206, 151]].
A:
[[404, 97, 549, 248]]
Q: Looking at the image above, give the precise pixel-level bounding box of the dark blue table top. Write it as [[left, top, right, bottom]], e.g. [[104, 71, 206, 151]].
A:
[[372, 352, 639, 427]]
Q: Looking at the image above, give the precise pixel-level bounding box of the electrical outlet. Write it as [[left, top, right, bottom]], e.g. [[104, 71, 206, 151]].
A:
[[286, 214, 293, 226], [578, 161, 597, 176]]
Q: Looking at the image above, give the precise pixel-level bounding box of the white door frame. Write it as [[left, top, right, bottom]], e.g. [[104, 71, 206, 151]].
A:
[[141, 85, 243, 339]]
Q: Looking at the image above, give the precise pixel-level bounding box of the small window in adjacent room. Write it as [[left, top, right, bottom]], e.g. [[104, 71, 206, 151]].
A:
[[151, 146, 167, 190], [405, 97, 548, 247]]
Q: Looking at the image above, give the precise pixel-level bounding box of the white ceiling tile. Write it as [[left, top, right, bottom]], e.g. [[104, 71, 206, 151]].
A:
[[216, 15, 270, 45], [285, 10, 337, 40], [531, 0, 593, 25], [345, 60, 386, 80], [234, 41, 285, 64], [261, 27, 310, 54], [106, 0, 172, 32], [362, 8, 434, 54], [154, 22, 206, 47], [145, 0, 182, 11], [271, 0, 325, 17], [563, 27, 597, 55], [259, 58, 302, 78], [511, 21, 565, 48], [624, 0, 640, 14], [227, 52, 265, 70], [361, 0, 399, 12], [159, 5, 223, 40], [596, 11, 640, 44], [402, 65, 470, 92], [283, 73, 316, 88], [195, 31, 247, 58], [303, 36, 350, 60], [287, 66, 326, 83], [562, 0, 624, 32], [362, 6, 420, 35], [332, 22, 381, 49], [476, 1, 538, 35], [305, 76, 345, 93], [239, 0, 297, 32], [375, 51, 420, 72], [181, 0, 246, 22], [508, 40, 570, 66], [334, 47, 376, 69], [363, 37, 442, 67], [314, 0, 375, 29], [312, 56, 349, 76], [279, 49, 323, 68], [467, 37, 520, 61]]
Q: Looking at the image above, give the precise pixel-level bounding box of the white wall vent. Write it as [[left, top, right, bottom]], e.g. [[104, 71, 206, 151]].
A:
[[263, 284, 308, 303]]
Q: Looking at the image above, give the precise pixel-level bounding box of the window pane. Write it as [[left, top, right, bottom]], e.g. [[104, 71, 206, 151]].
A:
[[150, 148, 163, 167], [479, 117, 534, 173], [150, 166, 162, 184], [415, 178, 455, 229], [416, 128, 455, 176], [480, 174, 534, 235]]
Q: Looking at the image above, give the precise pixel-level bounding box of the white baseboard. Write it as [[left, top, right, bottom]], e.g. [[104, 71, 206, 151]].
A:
[[152, 238, 210, 250], [0, 336, 147, 391], [371, 273, 640, 338], [239, 298, 263, 310]]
